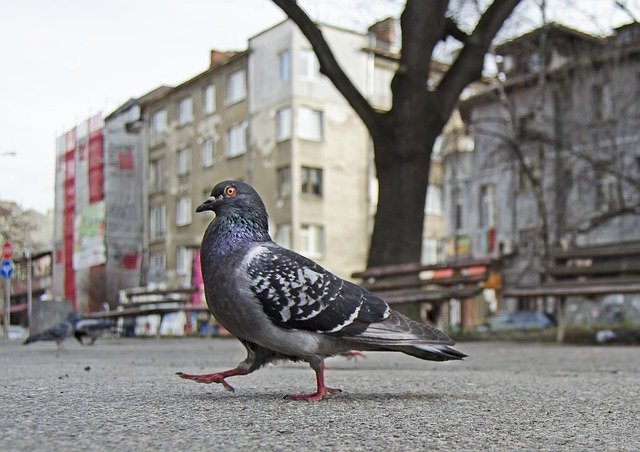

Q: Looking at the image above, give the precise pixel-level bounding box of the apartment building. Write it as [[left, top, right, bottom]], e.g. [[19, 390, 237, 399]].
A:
[[139, 51, 249, 288], [139, 18, 451, 293], [248, 20, 372, 279], [52, 88, 167, 313], [447, 23, 640, 322]]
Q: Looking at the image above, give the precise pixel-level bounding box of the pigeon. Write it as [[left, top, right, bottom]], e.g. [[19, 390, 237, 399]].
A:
[[24, 311, 114, 348], [24, 311, 81, 349], [73, 318, 116, 345], [177, 180, 466, 401]]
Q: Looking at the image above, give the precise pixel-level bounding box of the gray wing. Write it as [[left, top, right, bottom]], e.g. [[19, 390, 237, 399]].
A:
[[246, 244, 390, 335], [25, 321, 73, 343]]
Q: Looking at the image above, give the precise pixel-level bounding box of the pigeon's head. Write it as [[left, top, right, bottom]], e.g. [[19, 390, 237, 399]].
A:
[[66, 311, 81, 324], [197, 180, 268, 221]]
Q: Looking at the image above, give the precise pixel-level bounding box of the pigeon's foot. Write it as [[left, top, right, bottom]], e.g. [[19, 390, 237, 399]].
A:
[[285, 386, 342, 402], [176, 371, 236, 392], [342, 350, 366, 361], [286, 360, 341, 401], [177, 366, 254, 392]]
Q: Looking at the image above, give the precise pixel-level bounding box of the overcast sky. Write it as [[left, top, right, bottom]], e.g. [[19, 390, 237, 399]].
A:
[[0, 0, 636, 213]]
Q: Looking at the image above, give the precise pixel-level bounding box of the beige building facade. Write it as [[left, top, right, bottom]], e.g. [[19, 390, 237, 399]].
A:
[[140, 51, 249, 287], [139, 18, 449, 290]]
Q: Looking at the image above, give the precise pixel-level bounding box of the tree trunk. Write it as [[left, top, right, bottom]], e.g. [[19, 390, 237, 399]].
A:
[[367, 134, 433, 267]]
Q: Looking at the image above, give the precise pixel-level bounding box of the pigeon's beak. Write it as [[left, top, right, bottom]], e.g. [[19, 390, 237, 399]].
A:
[[196, 195, 221, 212]]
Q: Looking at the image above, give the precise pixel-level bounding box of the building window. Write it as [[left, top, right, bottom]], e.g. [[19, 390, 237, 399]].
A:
[[150, 204, 166, 240], [373, 66, 393, 108], [425, 185, 443, 214], [452, 189, 463, 231], [203, 84, 216, 115], [177, 148, 191, 175], [148, 251, 166, 282], [301, 167, 322, 196], [297, 106, 323, 141], [519, 228, 537, 253], [278, 50, 291, 81], [518, 113, 535, 138], [178, 97, 193, 125], [300, 48, 320, 79], [202, 137, 214, 167], [518, 163, 534, 191], [479, 184, 495, 228], [176, 196, 192, 226], [276, 107, 292, 141], [636, 74, 640, 116], [149, 158, 165, 193], [150, 109, 167, 136], [595, 172, 617, 211], [275, 223, 292, 249], [300, 224, 324, 258], [592, 83, 613, 121], [176, 246, 194, 276], [226, 69, 246, 105], [421, 238, 438, 265], [226, 123, 246, 158], [277, 167, 291, 200]]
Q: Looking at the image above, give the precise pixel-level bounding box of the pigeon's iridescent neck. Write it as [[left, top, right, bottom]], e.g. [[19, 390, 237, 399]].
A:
[[206, 213, 271, 256]]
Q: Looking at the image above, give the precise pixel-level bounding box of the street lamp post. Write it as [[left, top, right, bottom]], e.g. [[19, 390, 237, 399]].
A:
[[24, 248, 32, 331]]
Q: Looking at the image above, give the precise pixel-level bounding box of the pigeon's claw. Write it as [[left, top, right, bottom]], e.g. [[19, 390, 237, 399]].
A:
[[285, 360, 341, 401], [342, 350, 366, 361], [285, 387, 341, 402], [176, 371, 235, 391], [176, 367, 253, 392]]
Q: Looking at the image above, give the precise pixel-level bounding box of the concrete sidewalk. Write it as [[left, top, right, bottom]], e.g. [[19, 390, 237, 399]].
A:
[[1, 338, 639, 450]]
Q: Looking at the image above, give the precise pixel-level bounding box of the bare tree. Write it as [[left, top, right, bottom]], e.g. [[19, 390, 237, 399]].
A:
[[469, 5, 640, 285], [270, 0, 522, 267], [0, 202, 38, 252]]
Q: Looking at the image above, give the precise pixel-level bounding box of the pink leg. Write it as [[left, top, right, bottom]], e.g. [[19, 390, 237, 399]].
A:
[[286, 361, 342, 402], [176, 367, 249, 392], [342, 350, 366, 360]]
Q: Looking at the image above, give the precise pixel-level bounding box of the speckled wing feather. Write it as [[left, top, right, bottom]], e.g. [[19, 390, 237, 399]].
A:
[[24, 320, 73, 343], [246, 244, 390, 335]]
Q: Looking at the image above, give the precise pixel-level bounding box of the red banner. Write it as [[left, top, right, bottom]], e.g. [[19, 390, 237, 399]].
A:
[[88, 131, 104, 203], [63, 138, 76, 309]]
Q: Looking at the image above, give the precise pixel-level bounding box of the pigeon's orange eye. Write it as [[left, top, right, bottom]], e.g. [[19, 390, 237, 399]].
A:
[[225, 186, 236, 197]]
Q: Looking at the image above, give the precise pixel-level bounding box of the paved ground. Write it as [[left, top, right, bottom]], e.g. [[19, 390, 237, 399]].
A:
[[1, 338, 639, 450]]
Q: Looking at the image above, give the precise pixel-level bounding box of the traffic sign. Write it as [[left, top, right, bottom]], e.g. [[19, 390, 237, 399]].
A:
[[0, 259, 13, 279], [2, 241, 12, 259]]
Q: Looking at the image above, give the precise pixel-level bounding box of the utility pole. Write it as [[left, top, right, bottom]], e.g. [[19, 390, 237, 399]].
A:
[[2, 241, 15, 340], [25, 248, 32, 331]]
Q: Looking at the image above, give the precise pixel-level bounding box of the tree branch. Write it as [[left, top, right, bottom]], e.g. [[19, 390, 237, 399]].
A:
[[615, 0, 639, 23], [444, 16, 469, 43], [436, 0, 522, 120], [568, 203, 640, 236], [271, 0, 383, 140]]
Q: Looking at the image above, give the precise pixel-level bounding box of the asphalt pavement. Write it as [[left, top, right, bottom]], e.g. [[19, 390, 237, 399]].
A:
[[1, 338, 639, 450]]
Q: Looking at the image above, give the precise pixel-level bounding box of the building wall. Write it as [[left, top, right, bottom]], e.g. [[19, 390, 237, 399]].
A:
[[448, 33, 640, 291], [52, 114, 107, 313], [249, 20, 370, 279], [103, 104, 144, 307], [142, 54, 249, 288]]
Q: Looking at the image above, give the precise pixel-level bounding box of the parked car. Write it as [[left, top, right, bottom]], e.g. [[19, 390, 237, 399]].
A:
[[477, 310, 555, 332], [1, 325, 29, 342]]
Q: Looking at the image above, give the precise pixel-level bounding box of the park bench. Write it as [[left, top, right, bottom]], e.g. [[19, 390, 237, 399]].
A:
[[84, 287, 208, 320], [353, 258, 496, 330], [503, 241, 640, 342], [83, 287, 211, 336]]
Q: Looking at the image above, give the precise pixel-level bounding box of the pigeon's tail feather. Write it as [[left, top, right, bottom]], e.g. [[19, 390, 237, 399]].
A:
[[392, 344, 467, 361], [340, 310, 467, 361], [23, 332, 50, 345]]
